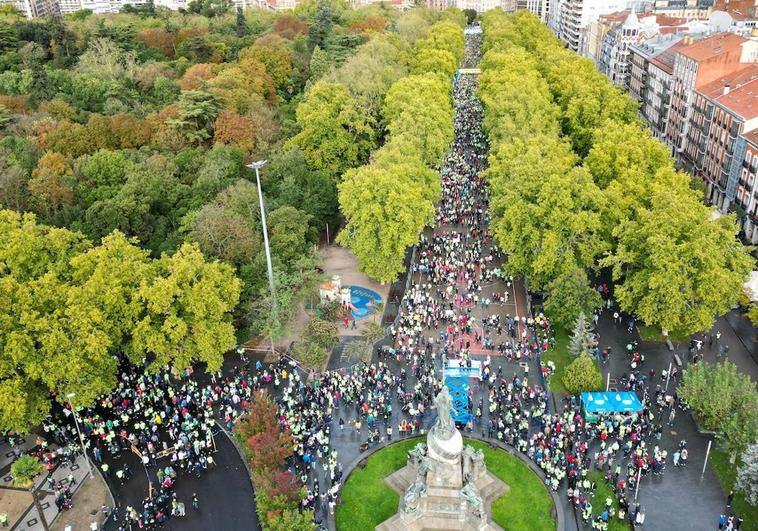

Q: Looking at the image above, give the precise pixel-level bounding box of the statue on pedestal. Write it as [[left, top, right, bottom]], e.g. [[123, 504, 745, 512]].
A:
[[461, 481, 485, 521], [403, 476, 427, 515], [432, 386, 457, 440]]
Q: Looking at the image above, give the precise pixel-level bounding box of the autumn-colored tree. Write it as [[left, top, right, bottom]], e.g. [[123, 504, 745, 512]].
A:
[[28, 151, 74, 218], [213, 110, 255, 153], [273, 14, 309, 39], [179, 63, 216, 91], [0, 96, 27, 114], [44, 122, 95, 158], [235, 390, 278, 442], [348, 15, 388, 34], [139, 28, 177, 58], [241, 34, 292, 89], [248, 428, 294, 472], [108, 114, 154, 149], [39, 98, 76, 121]]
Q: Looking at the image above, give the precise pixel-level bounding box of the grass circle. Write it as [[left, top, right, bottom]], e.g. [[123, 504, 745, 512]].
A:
[[335, 437, 556, 531]]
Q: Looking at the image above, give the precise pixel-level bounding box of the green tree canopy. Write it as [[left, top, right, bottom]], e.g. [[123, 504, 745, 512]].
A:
[[286, 81, 376, 179]]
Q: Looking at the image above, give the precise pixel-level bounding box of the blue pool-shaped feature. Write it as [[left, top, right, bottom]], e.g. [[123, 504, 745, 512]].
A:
[[349, 285, 382, 320]]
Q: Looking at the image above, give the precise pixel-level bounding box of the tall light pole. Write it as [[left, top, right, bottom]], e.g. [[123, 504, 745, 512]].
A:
[[246, 160, 277, 355], [66, 393, 92, 479]]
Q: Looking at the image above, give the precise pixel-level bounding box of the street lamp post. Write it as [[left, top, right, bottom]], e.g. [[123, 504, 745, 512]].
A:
[[246, 160, 277, 355], [66, 393, 93, 479]]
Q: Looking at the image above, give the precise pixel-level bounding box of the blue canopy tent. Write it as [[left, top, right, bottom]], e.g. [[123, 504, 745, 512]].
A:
[[580, 391, 643, 422], [446, 376, 472, 426]]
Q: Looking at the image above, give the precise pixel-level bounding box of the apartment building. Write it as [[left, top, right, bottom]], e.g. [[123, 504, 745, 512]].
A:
[[734, 130, 758, 242], [665, 33, 752, 158], [684, 65, 758, 209], [629, 34, 687, 138], [554, 0, 629, 53], [0, 0, 58, 17]]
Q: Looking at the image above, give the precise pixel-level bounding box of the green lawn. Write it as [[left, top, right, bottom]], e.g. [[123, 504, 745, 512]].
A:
[[335, 437, 556, 531], [587, 471, 629, 531], [709, 449, 758, 531], [637, 325, 690, 344], [541, 328, 571, 394]]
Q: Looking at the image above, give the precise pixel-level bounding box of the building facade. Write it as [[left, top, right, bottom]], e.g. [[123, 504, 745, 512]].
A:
[[554, 0, 629, 53], [684, 66, 758, 209], [665, 33, 750, 158], [734, 131, 758, 242], [0, 0, 58, 17], [629, 35, 686, 137]]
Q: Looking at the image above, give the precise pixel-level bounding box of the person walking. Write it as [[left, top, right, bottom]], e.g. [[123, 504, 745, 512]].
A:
[[192, 493, 199, 511], [667, 408, 676, 426]]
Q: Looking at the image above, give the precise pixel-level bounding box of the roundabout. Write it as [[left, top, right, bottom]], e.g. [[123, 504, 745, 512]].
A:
[[335, 435, 558, 531]]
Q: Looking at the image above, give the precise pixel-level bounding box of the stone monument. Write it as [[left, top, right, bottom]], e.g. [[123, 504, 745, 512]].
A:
[[377, 387, 508, 531]]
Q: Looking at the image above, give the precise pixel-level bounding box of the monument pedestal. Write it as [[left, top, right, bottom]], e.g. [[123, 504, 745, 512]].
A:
[[375, 388, 508, 531]]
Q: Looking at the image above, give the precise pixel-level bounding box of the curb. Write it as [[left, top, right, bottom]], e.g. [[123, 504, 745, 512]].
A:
[[336, 434, 566, 531]]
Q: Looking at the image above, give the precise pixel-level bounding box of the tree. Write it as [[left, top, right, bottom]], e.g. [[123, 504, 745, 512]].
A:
[[180, 63, 216, 91], [268, 206, 313, 266], [185, 204, 260, 265], [167, 90, 222, 145], [338, 159, 437, 282], [0, 154, 28, 212], [76, 149, 132, 206], [463, 8, 477, 24], [326, 33, 408, 119], [602, 183, 753, 336], [383, 74, 453, 167], [562, 354, 602, 395], [286, 81, 376, 179], [343, 339, 371, 364], [748, 304, 758, 327], [266, 508, 314, 531], [266, 148, 338, 234], [309, 45, 330, 80], [736, 442, 758, 506], [213, 110, 255, 153], [75, 37, 138, 83], [488, 141, 606, 290], [11, 456, 43, 488], [304, 317, 339, 351], [544, 267, 601, 330], [292, 339, 329, 368], [236, 6, 248, 37], [411, 48, 457, 78], [241, 35, 292, 90], [0, 105, 12, 130], [129, 243, 241, 372], [28, 151, 75, 219], [568, 312, 595, 357]]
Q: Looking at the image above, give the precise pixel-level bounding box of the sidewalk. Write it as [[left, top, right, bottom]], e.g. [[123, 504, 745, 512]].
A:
[[0, 441, 99, 531], [595, 311, 741, 531]]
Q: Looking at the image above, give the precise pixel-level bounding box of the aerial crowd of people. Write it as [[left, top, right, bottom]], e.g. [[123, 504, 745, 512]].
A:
[[4, 28, 745, 531]]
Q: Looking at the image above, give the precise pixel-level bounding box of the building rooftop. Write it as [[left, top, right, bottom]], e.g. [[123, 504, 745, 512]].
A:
[[743, 128, 758, 146], [697, 65, 758, 119], [679, 32, 748, 61], [651, 40, 690, 72], [713, 0, 757, 20]]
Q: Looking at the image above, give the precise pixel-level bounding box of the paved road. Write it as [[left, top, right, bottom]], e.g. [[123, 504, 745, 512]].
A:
[[101, 426, 258, 531]]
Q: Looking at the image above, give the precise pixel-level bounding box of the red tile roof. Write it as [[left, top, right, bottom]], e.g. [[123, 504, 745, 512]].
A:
[[696, 65, 758, 119], [679, 32, 747, 61]]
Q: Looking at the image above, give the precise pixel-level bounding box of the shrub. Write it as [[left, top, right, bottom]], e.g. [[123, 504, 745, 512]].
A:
[[562, 354, 602, 395]]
